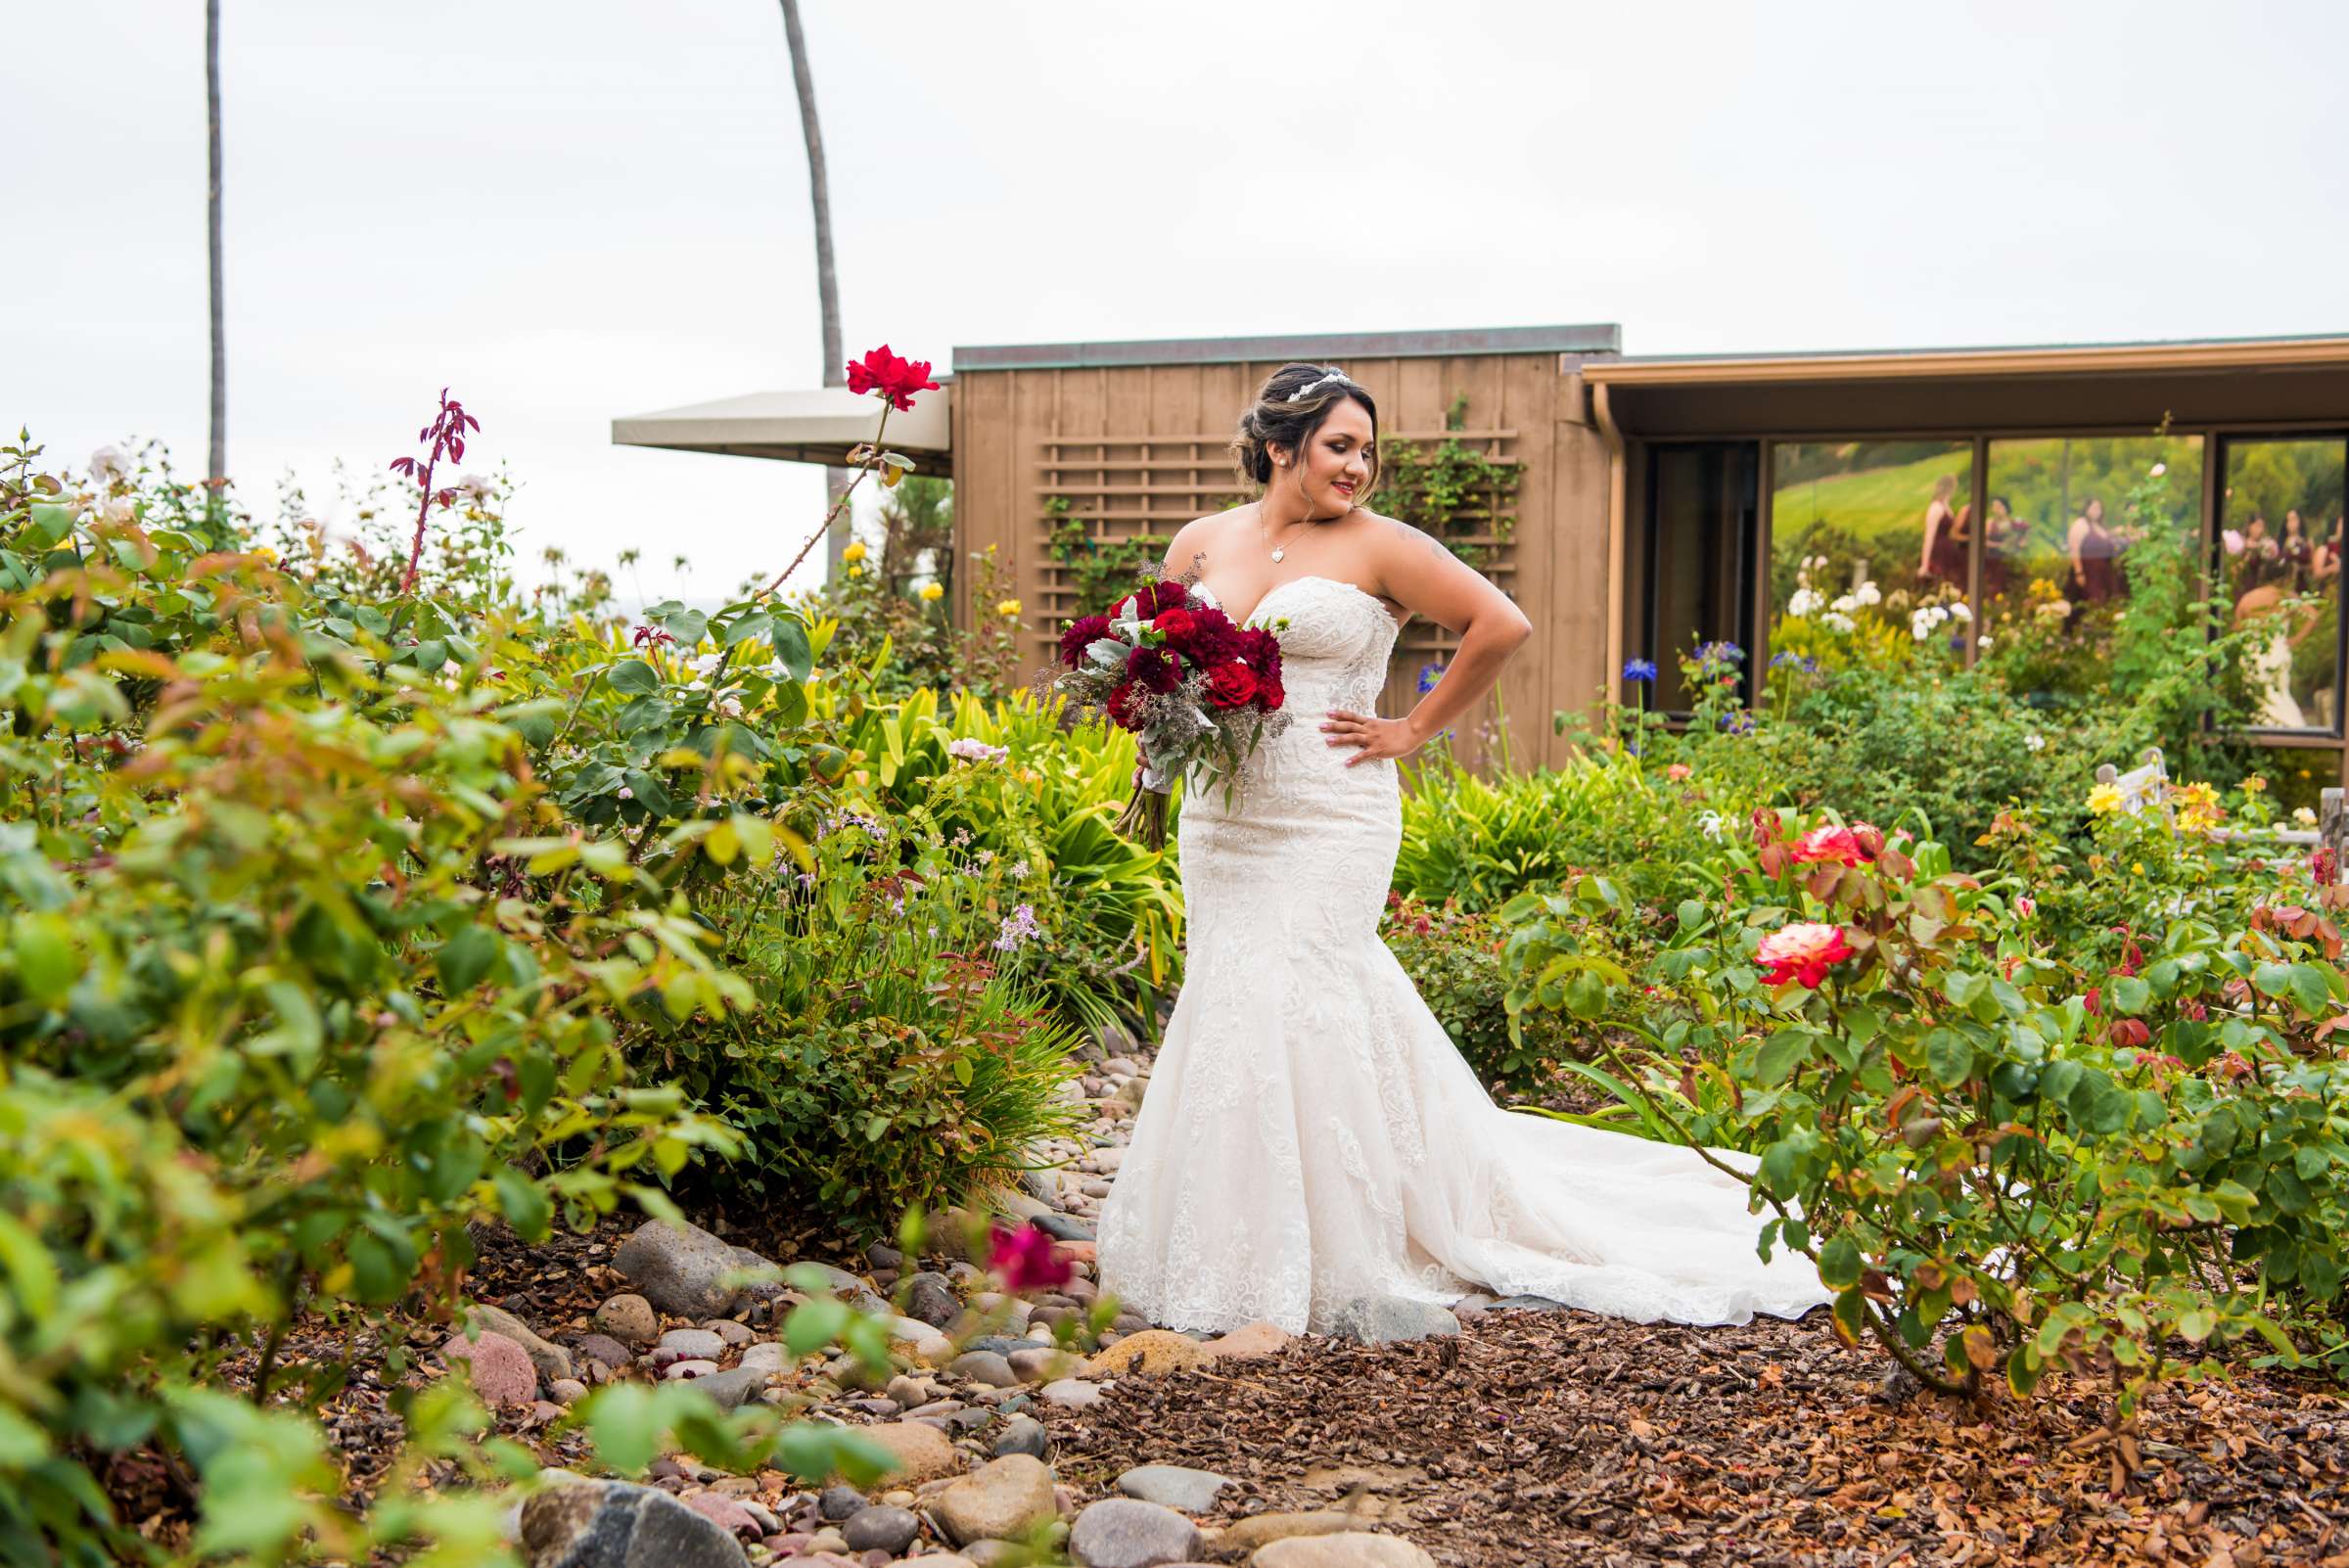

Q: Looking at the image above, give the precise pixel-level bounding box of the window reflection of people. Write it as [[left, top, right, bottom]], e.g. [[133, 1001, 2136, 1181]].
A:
[[2318, 516, 2345, 582], [2067, 496, 2122, 604], [1918, 472, 1965, 586], [2282, 509, 2314, 590], [1981, 494, 2028, 601]]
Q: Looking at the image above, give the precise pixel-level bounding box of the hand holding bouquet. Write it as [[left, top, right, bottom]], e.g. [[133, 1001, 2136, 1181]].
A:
[[1041, 574, 1291, 847]]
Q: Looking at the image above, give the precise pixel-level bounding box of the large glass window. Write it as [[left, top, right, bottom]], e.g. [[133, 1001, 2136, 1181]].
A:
[[1977, 434, 2205, 710], [2219, 436, 2349, 733], [1644, 442, 1758, 712], [1769, 440, 1972, 669]]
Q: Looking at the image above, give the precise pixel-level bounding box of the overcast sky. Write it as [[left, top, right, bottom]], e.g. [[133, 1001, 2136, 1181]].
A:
[[10, 1, 2345, 607]]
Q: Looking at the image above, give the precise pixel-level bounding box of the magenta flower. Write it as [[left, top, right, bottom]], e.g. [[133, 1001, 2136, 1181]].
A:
[[987, 1222, 1073, 1293]]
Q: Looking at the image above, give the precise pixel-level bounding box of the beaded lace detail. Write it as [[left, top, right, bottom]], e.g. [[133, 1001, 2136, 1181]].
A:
[[1095, 576, 1835, 1335]]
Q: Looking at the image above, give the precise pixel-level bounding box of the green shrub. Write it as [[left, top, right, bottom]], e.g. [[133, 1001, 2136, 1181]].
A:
[[1504, 807, 2349, 1411], [1378, 890, 1587, 1098]]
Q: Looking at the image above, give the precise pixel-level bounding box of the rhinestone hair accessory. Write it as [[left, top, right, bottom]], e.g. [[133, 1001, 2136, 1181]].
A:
[[1285, 367, 1353, 402]]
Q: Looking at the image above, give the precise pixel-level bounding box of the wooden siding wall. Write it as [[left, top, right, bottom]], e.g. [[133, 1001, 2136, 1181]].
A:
[[950, 354, 1613, 772]]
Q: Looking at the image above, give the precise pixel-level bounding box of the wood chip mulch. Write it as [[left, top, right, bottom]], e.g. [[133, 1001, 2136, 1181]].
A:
[[1041, 1308, 2349, 1568]]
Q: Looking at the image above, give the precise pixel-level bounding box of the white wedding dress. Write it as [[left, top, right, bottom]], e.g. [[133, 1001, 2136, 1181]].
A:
[[1094, 575, 1834, 1336]]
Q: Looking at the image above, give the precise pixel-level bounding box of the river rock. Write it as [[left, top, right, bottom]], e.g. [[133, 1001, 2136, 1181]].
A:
[[852, 1421, 962, 1484], [661, 1359, 719, 1382], [1325, 1298, 1460, 1345], [842, 1503, 921, 1554], [519, 1479, 749, 1568], [1086, 1330, 1211, 1376], [574, 1332, 636, 1373], [679, 1492, 761, 1540], [1007, 1346, 1077, 1383], [992, 1414, 1049, 1459], [737, 1341, 790, 1376], [687, 1366, 766, 1410], [1249, 1534, 1437, 1568], [657, 1327, 728, 1361], [903, 1271, 964, 1329], [1030, 1213, 1093, 1242], [614, 1220, 765, 1318], [1220, 1512, 1362, 1552], [1039, 1379, 1102, 1408], [1485, 1294, 1570, 1313], [934, 1454, 1056, 1545], [592, 1295, 660, 1347], [442, 1329, 538, 1407], [948, 1351, 1018, 1388], [880, 1315, 954, 1364], [467, 1304, 576, 1383], [1115, 1465, 1232, 1514], [1070, 1498, 1203, 1567], [1203, 1320, 1290, 1360]]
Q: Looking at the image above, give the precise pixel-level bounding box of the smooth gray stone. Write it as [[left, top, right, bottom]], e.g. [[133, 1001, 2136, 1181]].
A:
[[613, 1221, 761, 1319], [902, 1270, 964, 1329], [1326, 1297, 1462, 1344], [949, 1351, 1018, 1388], [1486, 1293, 1571, 1313], [817, 1484, 867, 1521], [686, 1366, 766, 1410], [993, 1413, 1049, 1459], [1114, 1463, 1233, 1514], [518, 1480, 748, 1568], [1069, 1497, 1204, 1567], [1031, 1213, 1094, 1242], [841, 1503, 921, 1554]]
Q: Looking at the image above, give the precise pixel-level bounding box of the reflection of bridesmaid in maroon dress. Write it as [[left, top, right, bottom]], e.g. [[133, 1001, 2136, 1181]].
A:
[[1918, 473, 1966, 587], [1981, 495, 2026, 601], [2069, 497, 2122, 604]]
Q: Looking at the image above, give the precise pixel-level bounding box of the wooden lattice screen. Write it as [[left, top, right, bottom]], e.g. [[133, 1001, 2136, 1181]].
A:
[[1033, 428, 1521, 666]]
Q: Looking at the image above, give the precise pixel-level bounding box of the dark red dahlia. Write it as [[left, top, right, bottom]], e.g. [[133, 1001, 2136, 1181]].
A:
[[1127, 645, 1182, 694], [1256, 672, 1286, 711], [1105, 680, 1147, 729], [1148, 579, 1190, 615], [1058, 614, 1113, 668]]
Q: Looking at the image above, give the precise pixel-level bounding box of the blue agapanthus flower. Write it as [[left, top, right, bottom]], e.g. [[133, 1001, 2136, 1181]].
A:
[[1693, 640, 1745, 664], [1416, 662, 1446, 694], [1768, 651, 1819, 673], [1622, 658, 1658, 682], [1716, 711, 1758, 735]]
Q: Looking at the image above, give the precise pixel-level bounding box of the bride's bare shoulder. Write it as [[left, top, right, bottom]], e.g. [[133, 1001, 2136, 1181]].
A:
[[1161, 508, 1248, 575]]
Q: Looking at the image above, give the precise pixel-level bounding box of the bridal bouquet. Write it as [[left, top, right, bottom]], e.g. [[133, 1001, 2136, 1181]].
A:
[[1042, 576, 1291, 847]]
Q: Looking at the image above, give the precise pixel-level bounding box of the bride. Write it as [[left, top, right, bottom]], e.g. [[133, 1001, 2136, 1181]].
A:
[[1093, 362, 1832, 1337]]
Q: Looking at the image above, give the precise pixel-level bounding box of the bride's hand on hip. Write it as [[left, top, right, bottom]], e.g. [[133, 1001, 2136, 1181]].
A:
[[1321, 709, 1416, 766]]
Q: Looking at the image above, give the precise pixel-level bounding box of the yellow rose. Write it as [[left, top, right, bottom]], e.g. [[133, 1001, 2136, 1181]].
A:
[[918, 582, 944, 602], [2086, 783, 2125, 816], [996, 599, 1022, 619], [843, 540, 867, 564], [2132, 861, 2146, 876], [846, 562, 862, 577]]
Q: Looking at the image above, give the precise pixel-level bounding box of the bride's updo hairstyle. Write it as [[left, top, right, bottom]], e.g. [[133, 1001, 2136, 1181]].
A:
[[1229, 362, 1382, 496]]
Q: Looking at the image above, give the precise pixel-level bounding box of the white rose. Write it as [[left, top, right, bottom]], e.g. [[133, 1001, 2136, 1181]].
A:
[[89, 445, 129, 485], [100, 495, 136, 526]]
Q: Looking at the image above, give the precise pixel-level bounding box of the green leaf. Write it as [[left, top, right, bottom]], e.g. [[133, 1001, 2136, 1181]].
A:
[[11, 913, 77, 1003], [493, 1166, 553, 1241], [28, 502, 75, 546], [586, 1383, 659, 1474], [1818, 1235, 1862, 1289], [437, 925, 502, 994], [784, 1299, 849, 1357], [607, 659, 661, 695], [2109, 975, 2151, 1015], [769, 616, 814, 683], [1753, 1029, 1810, 1086], [1925, 1029, 1974, 1088]]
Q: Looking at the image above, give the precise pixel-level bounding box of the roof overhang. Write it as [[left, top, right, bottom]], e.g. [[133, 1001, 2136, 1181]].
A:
[[1585, 334, 2349, 438], [953, 322, 1621, 372], [611, 386, 954, 476]]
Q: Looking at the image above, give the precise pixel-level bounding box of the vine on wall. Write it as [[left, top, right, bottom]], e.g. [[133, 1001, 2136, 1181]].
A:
[[1370, 394, 1521, 567]]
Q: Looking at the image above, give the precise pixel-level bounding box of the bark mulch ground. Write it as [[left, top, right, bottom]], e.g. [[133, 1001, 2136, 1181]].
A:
[[101, 1215, 2349, 1568], [1042, 1308, 2349, 1568]]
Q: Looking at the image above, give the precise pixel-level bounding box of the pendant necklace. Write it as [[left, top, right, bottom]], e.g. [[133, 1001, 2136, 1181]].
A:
[[1261, 500, 1309, 564]]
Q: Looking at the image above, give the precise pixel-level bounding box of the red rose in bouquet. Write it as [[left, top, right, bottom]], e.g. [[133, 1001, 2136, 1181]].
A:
[[1152, 607, 1197, 644], [1204, 660, 1260, 708], [1043, 575, 1294, 847]]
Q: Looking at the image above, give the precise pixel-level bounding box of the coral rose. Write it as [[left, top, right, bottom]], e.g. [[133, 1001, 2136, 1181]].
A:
[[1791, 825, 1867, 867], [1755, 921, 1855, 988]]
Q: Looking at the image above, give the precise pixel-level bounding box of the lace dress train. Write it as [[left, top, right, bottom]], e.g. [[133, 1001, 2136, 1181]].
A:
[[1094, 576, 1832, 1336]]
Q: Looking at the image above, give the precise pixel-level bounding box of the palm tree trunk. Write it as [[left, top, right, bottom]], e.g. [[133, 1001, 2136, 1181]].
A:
[[206, 0, 225, 488], [778, 0, 850, 581]]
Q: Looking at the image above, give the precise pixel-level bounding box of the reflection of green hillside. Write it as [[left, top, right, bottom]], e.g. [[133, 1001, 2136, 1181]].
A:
[[1771, 451, 1971, 543]]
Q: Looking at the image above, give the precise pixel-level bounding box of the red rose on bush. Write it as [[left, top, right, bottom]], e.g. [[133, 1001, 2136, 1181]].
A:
[[1058, 614, 1112, 668], [1127, 645, 1182, 694], [845, 344, 940, 411], [1205, 661, 1260, 708]]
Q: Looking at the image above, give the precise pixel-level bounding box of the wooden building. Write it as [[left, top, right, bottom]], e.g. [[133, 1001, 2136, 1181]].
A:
[[617, 326, 2349, 785]]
